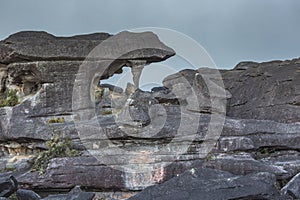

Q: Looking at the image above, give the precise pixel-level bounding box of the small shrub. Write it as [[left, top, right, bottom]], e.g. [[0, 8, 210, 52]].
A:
[[8, 193, 17, 200], [31, 135, 81, 174], [47, 117, 65, 124], [205, 152, 216, 161], [0, 89, 19, 107], [258, 147, 275, 157]]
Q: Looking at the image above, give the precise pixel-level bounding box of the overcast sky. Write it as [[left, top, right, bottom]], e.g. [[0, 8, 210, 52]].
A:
[[1, 0, 300, 69]]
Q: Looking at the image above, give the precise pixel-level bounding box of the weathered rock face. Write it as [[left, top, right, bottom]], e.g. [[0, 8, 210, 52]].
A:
[[18, 156, 125, 190], [16, 68, 300, 198], [163, 60, 300, 123], [0, 30, 177, 198], [128, 168, 283, 200], [0, 31, 299, 199], [224, 59, 300, 123]]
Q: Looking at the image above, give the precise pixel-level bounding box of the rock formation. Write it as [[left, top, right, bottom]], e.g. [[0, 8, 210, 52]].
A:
[[128, 168, 284, 200], [0, 31, 299, 200]]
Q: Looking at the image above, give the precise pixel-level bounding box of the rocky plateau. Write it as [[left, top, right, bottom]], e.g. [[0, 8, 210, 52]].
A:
[[0, 31, 299, 199]]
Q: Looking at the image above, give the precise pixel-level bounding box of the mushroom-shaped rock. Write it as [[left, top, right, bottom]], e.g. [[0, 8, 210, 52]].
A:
[[0, 30, 175, 89], [88, 31, 175, 88]]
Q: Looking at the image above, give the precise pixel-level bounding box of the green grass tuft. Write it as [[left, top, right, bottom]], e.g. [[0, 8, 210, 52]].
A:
[[31, 135, 81, 174]]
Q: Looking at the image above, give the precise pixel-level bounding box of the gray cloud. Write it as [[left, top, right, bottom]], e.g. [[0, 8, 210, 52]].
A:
[[0, 0, 300, 69]]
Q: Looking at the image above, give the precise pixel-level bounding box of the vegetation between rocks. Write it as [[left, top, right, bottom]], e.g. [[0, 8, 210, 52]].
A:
[[257, 147, 276, 158], [47, 117, 65, 124], [5, 165, 16, 172], [101, 110, 113, 115], [8, 193, 17, 200], [0, 89, 19, 107], [0, 165, 16, 173], [31, 135, 81, 174], [274, 178, 291, 191]]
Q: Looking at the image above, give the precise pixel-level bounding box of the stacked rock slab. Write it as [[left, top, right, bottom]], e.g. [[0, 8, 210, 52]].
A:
[[0, 31, 299, 199], [128, 168, 284, 200]]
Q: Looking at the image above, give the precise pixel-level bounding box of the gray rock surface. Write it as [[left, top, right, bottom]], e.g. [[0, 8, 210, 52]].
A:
[[223, 59, 300, 123], [18, 156, 125, 190], [128, 168, 283, 200], [15, 115, 300, 191], [163, 59, 300, 122], [0, 31, 299, 199], [16, 189, 41, 200]]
